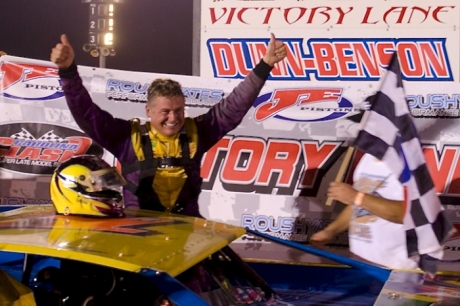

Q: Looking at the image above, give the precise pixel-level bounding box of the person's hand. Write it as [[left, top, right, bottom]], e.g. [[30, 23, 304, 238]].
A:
[[50, 34, 75, 69], [310, 229, 335, 246], [327, 181, 359, 206], [262, 33, 286, 67]]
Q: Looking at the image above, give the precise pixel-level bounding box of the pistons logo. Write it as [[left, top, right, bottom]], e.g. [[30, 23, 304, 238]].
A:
[[0, 61, 63, 100], [253, 88, 355, 122]]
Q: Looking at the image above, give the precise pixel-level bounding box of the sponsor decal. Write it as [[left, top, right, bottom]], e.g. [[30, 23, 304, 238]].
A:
[[207, 38, 452, 81], [105, 78, 224, 107], [0, 123, 103, 174], [183, 87, 224, 108], [241, 214, 348, 245], [0, 214, 186, 237], [0, 61, 63, 100], [105, 79, 148, 103], [0, 197, 52, 205], [253, 88, 356, 122], [442, 224, 460, 262], [408, 94, 460, 118]]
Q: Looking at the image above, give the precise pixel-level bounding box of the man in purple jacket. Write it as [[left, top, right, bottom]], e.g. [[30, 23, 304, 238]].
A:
[[50, 34, 286, 218]]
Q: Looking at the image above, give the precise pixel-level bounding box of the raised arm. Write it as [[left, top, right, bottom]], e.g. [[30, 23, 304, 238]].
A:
[[51, 34, 131, 157], [196, 33, 287, 150]]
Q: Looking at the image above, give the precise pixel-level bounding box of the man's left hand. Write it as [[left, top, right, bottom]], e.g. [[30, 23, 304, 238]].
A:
[[263, 33, 287, 67]]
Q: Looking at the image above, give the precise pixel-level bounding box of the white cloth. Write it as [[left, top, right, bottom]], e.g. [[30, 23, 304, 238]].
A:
[[349, 153, 418, 270]]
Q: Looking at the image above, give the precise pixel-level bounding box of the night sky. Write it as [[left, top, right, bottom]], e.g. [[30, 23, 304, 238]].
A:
[[0, 0, 194, 75]]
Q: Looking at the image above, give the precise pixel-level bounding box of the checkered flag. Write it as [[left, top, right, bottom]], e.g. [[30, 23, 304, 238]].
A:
[[353, 52, 455, 275], [38, 130, 65, 142], [10, 128, 35, 140]]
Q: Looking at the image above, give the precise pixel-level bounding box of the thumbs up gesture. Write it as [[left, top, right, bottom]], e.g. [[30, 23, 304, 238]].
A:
[[50, 34, 75, 69], [262, 33, 287, 67]]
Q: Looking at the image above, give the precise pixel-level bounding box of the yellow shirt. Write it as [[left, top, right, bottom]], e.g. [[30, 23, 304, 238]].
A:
[[130, 119, 197, 210]]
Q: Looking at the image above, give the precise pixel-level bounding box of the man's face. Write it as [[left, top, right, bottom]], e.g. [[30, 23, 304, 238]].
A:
[[146, 96, 185, 137]]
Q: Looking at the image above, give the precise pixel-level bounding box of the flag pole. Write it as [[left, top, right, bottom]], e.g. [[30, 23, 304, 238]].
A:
[[325, 146, 355, 206]]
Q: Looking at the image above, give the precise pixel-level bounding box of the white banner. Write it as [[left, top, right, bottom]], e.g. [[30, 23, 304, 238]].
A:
[[200, 0, 460, 82], [1, 55, 460, 271]]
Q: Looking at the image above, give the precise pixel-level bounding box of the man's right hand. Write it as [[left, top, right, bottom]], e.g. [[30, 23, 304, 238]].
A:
[[50, 34, 75, 69]]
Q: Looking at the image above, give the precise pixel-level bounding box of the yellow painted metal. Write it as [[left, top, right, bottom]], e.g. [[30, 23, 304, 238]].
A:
[[373, 271, 460, 305], [0, 270, 36, 306], [0, 206, 245, 277]]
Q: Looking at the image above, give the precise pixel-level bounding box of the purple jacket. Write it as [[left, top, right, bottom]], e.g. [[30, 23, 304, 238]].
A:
[[59, 60, 273, 217]]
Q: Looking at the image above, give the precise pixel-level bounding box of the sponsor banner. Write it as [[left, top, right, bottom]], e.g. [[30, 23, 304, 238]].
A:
[[0, 61, 63, 100], [199, 0, 460, 81], [0, 122, 102, 174], [2, 55, 460, 271]]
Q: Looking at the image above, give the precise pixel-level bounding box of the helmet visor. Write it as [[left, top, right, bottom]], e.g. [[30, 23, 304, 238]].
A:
[[85, 168, 126, 192]]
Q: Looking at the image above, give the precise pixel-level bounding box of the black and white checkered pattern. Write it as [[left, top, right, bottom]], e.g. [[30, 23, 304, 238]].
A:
[[37, 130, 65, 142], [10, 129, 65, 142], [10, 128, 35, 140], [353, 53, 456, 275]]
